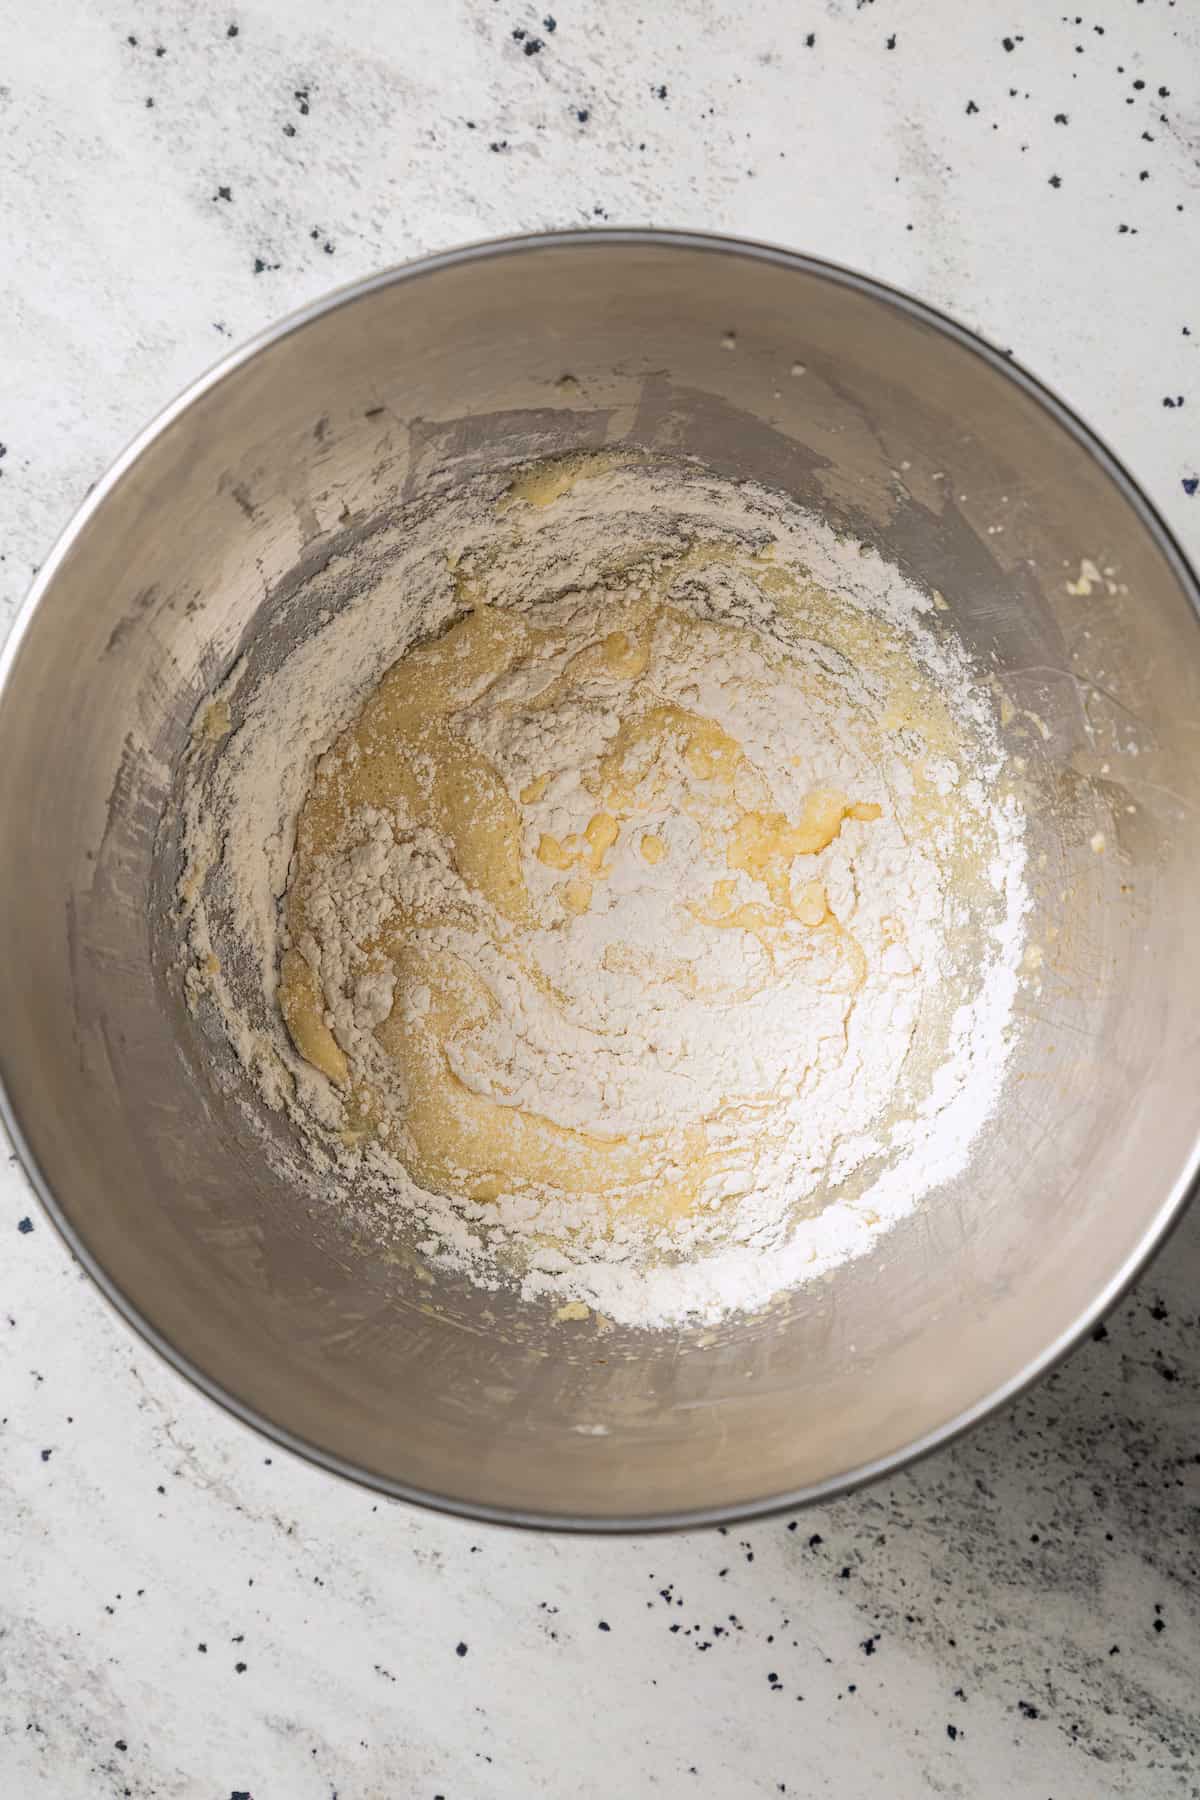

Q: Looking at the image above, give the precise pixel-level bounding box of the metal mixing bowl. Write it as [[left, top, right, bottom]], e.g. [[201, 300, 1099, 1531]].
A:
[[2, 231, 1198, 1530]]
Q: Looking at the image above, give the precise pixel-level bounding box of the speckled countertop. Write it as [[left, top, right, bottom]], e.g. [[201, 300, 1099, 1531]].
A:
[[2, 2, 1199, 1796]]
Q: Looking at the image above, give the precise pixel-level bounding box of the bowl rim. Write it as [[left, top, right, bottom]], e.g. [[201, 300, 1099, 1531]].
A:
[[3, 225, 1198, 1533]]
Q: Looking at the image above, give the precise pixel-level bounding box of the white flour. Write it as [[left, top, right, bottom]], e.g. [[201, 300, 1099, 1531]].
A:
[[177, 455, 1028, 1329]]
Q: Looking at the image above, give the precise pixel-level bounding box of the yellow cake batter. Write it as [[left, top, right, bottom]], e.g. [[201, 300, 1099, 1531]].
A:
[[276, 495, 971, 1234], [178, 451, 1028, 1325]]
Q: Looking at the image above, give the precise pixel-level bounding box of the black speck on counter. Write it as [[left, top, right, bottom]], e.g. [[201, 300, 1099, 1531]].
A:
[[114, 1739, 127, 1752], [1018, 1699, 1040, 1719], [597, 1619, 610, 1631], [145, 97, 154, 108], [861, 1634, 879, 1656], [214, 185, 232, 202], [18, 1216, 33, 1233], [523, 36, 544, 55], [197, 1642, 207, 1653], [40, 1448, 52, 1462], [234, 1661, 247, 1673], [543, 13, 557, 29], [155, 44, 166, 57], [489, 140, 508, 152], [456, 1640, 468, 1656], [1091, 1321, 1108, 1341], [1049, 174, 1061, 188], [126, 33, 137, 45], [576, 107, 589, 122], [294, 88, 310, 114], [966, 99, 979, 115], [1183, 477, 1198, 495], [1054, 112, 1068, 124], [804, 32, 815, 47], [283, 123, 296, 136], [653, 83, 668, 99], [231, 1792, 252, 1799], [946, 1723, 959, 1741], [227, 23, 239, 36], [808, 1533, 823, 1548], [885, 33, 896, 48]]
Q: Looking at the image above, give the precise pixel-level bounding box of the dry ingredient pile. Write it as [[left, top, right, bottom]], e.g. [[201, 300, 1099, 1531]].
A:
[[178, 454, 1028, 1328]]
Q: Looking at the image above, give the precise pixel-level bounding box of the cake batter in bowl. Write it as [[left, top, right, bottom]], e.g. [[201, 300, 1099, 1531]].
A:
[[0, 232, 1197, 1527], [179, 452, 1029, 1330]]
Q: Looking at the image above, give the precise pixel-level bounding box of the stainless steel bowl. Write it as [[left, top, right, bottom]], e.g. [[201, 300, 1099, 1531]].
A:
[[2, 231, 1197, 1530]]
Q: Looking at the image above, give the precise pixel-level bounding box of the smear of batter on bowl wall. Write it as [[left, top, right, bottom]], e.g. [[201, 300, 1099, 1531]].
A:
[[175, 452, 1029, 1328]]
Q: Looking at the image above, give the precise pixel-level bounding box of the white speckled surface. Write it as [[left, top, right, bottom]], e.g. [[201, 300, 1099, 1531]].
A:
[[2, 2, 1199, 1795]]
